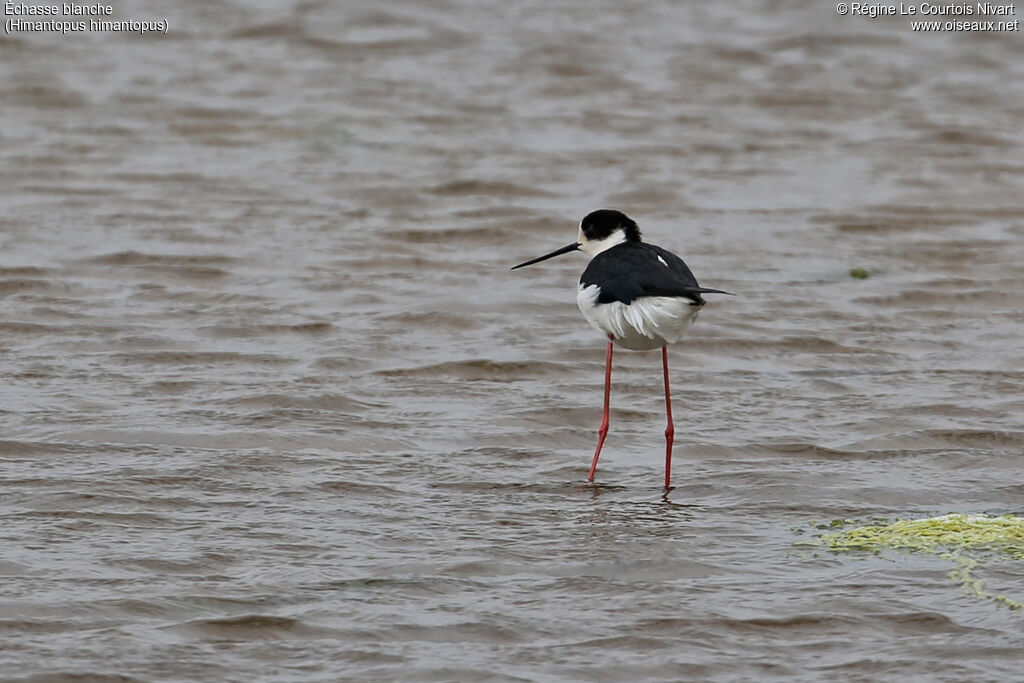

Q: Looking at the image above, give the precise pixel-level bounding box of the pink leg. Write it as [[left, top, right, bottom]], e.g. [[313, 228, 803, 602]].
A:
[[587, 335, 614, 482], [662, 345, 674, 489]]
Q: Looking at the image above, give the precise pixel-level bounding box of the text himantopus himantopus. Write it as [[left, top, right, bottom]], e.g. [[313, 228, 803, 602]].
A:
[[512, 209, 732, 488]]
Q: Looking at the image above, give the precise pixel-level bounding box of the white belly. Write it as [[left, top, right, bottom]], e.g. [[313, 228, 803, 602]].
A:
[[576, 284, 702, 351]]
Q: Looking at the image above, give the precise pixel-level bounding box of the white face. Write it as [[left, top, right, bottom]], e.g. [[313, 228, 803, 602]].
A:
[[576, 226, 627, 258]]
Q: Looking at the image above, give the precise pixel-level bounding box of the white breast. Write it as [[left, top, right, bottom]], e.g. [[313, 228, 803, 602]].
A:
[[576, 284, 702, 351]]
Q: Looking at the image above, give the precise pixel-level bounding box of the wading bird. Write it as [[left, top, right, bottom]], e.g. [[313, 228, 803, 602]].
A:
[[512, 209, 731, 488]]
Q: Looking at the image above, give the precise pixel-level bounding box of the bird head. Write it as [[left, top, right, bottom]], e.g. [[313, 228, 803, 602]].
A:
[[511, 209, 639, 270]]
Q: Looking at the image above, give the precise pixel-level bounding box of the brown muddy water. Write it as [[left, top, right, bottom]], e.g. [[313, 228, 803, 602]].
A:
[[2, 1, 1023, 681]]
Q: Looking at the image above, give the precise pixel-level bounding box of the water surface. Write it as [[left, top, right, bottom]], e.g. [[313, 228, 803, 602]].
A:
[[1, 1, 1023, 680]]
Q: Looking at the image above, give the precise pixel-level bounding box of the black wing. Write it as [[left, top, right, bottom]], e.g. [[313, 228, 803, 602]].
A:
[[579, 242, 731, 305]]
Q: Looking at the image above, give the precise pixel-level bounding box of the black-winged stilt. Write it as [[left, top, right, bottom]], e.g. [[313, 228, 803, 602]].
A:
[[512, 209, 732, 488]]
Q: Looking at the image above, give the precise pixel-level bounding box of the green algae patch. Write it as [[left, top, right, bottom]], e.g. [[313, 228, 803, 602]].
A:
[[804, 514, 1024, 609], [818, 514, 1024, 558]]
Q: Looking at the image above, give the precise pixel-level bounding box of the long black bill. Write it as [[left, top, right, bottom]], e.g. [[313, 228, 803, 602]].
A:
[[510, 243, 580, 270]]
